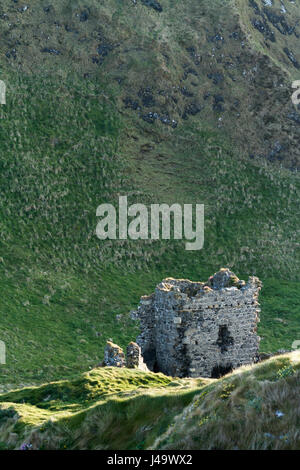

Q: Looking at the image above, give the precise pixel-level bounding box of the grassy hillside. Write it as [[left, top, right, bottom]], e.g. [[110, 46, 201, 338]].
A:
[[2, 0, 299, 166], [153, 351, 300, 450], [0, 352, 299, 450], [0, 0, 299, 393]]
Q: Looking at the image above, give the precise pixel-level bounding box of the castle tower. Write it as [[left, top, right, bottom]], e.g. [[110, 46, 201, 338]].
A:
[[133, 269, 262, 378]]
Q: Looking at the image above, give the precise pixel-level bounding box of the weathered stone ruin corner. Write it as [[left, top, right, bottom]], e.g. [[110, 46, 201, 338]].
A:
[[102, 340, 149, 372], [102, 269, 262, 379]]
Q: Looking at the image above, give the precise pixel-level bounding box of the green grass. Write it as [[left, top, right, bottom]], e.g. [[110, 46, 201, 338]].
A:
[[259, 279, 300, 352], [0, 366, 209, 450], [153, 351, 300, 450], [0, 368, 175, 412], [0, 353, 299, 450]]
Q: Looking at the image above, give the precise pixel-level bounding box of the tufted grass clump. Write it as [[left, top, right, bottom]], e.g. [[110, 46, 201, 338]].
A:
[[152, 352, 300, 450]]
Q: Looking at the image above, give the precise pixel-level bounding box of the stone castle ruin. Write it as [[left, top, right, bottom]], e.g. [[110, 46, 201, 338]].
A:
[[133, 269, 262, 378]]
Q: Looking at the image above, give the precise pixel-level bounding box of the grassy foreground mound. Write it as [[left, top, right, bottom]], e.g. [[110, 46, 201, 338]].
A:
[[0, 352, 299, 450]]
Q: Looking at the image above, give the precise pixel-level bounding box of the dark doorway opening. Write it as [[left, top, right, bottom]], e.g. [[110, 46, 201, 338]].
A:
[[211, 363, 233, 378], [143, 348, 158, 371]]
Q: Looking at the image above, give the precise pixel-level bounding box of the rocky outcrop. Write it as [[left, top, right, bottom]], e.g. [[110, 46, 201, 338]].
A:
[[141, 0, 162, 13]]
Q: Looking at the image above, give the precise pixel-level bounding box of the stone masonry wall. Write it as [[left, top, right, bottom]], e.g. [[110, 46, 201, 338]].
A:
[[104, 341, 125, 368], [102, 340, 149, 372], [126, 342, 149, 371], [134, 269, 262, 378]]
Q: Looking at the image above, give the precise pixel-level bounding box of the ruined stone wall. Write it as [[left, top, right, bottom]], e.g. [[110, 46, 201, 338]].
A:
[[103, 341, 149, 371], [126, 342, 149, 372], [104, 341, 125, 368], [134, 269, 262, 378]]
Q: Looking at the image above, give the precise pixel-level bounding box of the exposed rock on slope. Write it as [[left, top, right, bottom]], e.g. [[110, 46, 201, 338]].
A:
[[1, 0, 300, 167]]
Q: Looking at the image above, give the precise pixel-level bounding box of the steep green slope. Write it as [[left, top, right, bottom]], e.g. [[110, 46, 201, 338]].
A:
[[0, 352, 299, 450], [0, 0, 299, 390], [153, 351, 300, 450], [1, 0, 300, 166]]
